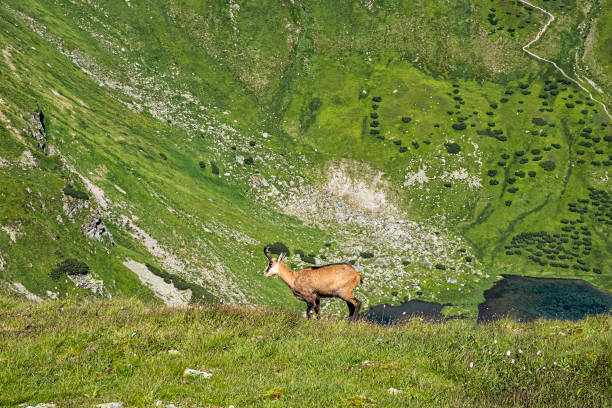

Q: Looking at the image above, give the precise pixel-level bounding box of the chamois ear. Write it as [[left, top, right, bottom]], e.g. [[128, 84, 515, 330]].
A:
[[278, 252, 286, 262]]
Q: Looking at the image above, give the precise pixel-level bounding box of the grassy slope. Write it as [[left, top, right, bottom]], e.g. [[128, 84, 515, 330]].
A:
[[0, 0, 610, 315], [0, 295, 610, 407]]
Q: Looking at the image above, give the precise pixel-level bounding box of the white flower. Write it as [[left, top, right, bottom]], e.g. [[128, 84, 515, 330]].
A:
[[469, 362, 474, 368], [518, 349, 523, 354], [506, 350, 511, 356], [537, 350, 542, 355], [511, 359, 515, 364], [494, 340, 497, 344]]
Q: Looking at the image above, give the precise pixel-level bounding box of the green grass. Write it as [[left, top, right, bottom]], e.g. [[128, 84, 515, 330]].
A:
[[0, 295, 610, 407]]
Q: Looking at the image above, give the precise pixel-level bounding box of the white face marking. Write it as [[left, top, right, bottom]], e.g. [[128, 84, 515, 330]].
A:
[[264, 258, 280, 277]]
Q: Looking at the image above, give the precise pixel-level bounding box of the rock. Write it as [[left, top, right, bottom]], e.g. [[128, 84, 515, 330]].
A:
[[183, 368, 212, 379], [251, 176, 268, 187], [27, 110, 47, 153], [68, 273, 105, 296], [96, 403, 122, 408], [83, 210, 114, 245], [387, 387, 403, 395], [166, 349, 180, 355], [22, 403, 57, 408]]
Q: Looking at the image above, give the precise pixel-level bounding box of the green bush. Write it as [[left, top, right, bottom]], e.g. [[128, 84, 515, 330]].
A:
[[401, 117, 411, 123], [63, 184, 89, 200], [249, 141, 256, 147], [199, 161, 206, 169], [211, 162, 220, 175], [434, 264, 446, 270], [266, 242, 290, 256], [370, 113, 378, 119], [360, 252, 374, 259], [372, 96, 382, 102], [445, 142, 461, 154], [489, 179, 499, 185], [159, 152, 168, 160], [532, 117, 547, 126], [451, 123, 466, 131], [244, 157, 254, 165], [539, 161, 556, 171], [487, 170, 497, 177], [399, 146, 408, 153], [50, 258, 89, 280]]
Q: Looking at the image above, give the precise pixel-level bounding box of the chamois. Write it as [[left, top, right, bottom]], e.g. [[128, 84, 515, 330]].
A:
[[263, 247, 362, 321]]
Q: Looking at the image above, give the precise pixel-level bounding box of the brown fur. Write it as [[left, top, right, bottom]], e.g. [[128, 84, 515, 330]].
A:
[[264, 253, 362, 321]]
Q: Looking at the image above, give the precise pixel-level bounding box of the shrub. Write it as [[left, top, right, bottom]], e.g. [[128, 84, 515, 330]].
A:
[[393, 140, 402, 145], [372, 96, 382, 102], [370, 129, 380, 135], [498, 161, 506, 166], [502, 153, 510, 159], [528, 171, 536, 177], [370, 121, 379, 127], [531, 149, 540, 155], [211, 162, 220, 175], [566, 103, 575, 108], [434, 264, 446, 270], [244, 157, 254, 165], [360, 252, 374, 259], [401, 117, 411, 123], [551, 143, 561, 149], [199, 161, 206, 169], [370, 113, 378, 119], [507, 177, 516, 184], [63, 184, 89, 200], [515, 171, 525, 178], [372, 104, 379, 110], [539, 161, 556, 171], [266, 242, 291, 256], [505, 200, 512, 206], [487, 169, 497, 177], [399, 146, 408, 153], [452, 123, 466, 131], [412, 141, 419, 149], [445, 142, 461, 154], [159, 152, 168, 160], [444, 183, 452, 188], [519, 158, 529, 164], [249, 141, 256, 147], [50, 258, 89, 280], [489, 179, 499, 185], [508, 187, 519, 193], [490, 103, 498, 109], [532, 118, 547, 126], [515, 151, 525, 156]]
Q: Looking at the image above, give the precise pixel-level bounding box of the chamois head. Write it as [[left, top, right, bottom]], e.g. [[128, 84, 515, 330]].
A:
[[263, 247, 286, 277]]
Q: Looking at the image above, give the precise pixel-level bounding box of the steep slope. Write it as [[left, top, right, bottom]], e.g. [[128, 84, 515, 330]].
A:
[[0, 0, 610, 317]]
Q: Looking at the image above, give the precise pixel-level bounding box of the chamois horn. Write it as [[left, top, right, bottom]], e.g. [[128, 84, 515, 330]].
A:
[[264, 246, 272, 261]]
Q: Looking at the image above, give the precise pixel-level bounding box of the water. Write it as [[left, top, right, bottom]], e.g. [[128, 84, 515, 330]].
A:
[[360, 300, 449, 325], [478, 274, 612, 323]]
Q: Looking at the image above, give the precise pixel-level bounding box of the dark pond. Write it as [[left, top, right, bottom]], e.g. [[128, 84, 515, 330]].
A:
[[360, 300, 450, 325], [478, 274, 612, 323]]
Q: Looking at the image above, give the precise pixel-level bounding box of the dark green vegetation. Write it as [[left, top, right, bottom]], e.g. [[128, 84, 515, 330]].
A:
[[1, 296, 611, 407], [49, 258, 89, 280], [0, 0, 610, 319]]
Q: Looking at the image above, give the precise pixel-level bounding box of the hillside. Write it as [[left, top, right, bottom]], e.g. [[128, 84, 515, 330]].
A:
[[1, 296, 611, 407], [0, 0, 611, 317]]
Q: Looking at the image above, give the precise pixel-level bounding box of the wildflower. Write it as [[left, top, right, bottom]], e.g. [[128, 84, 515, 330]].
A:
[[537, 350, 542, 355], [553, 361, 557, 366], [518, 349, 523, 354], [469, 362, 474, 368], [511, 359, 515, 364], [506, 350, 511, 356], [488, 350, 491, 355], [494, 340, 497, 344]]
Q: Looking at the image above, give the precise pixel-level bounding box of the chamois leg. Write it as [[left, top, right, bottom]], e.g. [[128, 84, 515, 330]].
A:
[[350, 297, 362, 322], [346, 300, 355, 320], [306, 302, 314, 319], [314, 297, 321, 320]]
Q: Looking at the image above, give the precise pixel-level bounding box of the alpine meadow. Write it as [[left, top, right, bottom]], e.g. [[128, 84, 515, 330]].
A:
[[0, 0, 611, 407]]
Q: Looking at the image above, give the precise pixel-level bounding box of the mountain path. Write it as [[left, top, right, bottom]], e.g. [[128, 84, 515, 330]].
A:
[[518, 0, 611, 120]]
